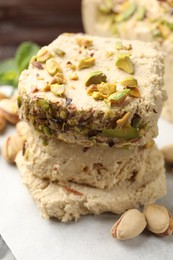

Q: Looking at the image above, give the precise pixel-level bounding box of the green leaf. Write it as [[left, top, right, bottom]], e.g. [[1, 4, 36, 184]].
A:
[[0, 59, 17, 73], [15, 41, 40, 73], [0, 70, 19, 87]]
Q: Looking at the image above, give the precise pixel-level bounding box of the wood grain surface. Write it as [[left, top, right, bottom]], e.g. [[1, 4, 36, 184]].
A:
[[0, 0, 83, 59]]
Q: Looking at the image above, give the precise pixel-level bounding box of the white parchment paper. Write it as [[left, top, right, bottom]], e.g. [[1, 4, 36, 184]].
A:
[[0, 118, 173, 260]]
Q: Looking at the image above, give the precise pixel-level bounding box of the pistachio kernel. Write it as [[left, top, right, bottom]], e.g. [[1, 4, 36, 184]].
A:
[[50, 84, 65, 97], [43, 126, 52, 137], [106, 51, 114, 57], [46, 58, 62, 76], [86, 85, 98, 95], [92, 91, 106, 100], [30, 55, 37, 64], [115, 41, 124, 50], [108, 89, 130, 105], [50, 73, 66, 85], [76, 38, 93, 48], [120, 77, 138, 87], [116, 2, 137, 22], [17, 96, 22, 108], [85, 71, 107, 87], [66, 61, 76, 71], [60, 110, 67, 119], [78, 57, 95, 70], [102, 127, 139, 139], [136, 6, 146, 21], [128, 87, 141, 98], [36, 99, 49, 111], [116, 54, 134, 74], [69, 73, 78, 80], [97, 82, 116, 96], [36, 47, 52, 63], [53, 48, 66, 57], [117, 112, 131, 128]]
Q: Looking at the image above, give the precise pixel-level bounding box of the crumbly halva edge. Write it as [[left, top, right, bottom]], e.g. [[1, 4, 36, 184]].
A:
[[16, 149, 166, 222], [18, 33, 166, 147], [22, 125, 162, 190]]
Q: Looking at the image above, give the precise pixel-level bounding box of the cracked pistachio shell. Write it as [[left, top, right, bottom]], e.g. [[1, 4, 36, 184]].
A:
[[50, 84, 65, 96], [85, 71, 107, 87], [78, 57, 95, 70], [46, 58, 62, 76], [111, 209, 146, 240], [116, 54, 134, 74], [102, 126, 139, 139], [37, 47, 52, 63], [116, 2, 137, 22]]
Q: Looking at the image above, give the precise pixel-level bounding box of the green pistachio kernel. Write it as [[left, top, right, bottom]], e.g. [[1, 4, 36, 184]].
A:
[[50, 83, 65, 96], [17, 96, 22, 108], [36, 99, 49, 111], [78, 57, 95, 70], [115, 40, 124, 50], [120, 76, 138, 87], [92, 91, 106, 100], [36, 47, 52, 63], [85, 71, 107, 87], [43, 126, 52, 137], [97, 82, 116, 95], [53, 48, 66, 57], [46, 58, 62, 76], [116, 54, 134, 74], [116, 2, 137, 22], [108, 89, 130, 105], [102, 127, 139, 139], [99, 0, 113, 13], [136, 6, 146, 21]]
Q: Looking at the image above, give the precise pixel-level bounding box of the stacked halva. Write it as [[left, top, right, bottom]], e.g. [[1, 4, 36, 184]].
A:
[[16, 33, 166, 222], [82, 0, 173, 122]]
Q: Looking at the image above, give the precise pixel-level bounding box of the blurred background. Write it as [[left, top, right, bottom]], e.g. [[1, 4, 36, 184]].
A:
[[0, 0, 83, 59]]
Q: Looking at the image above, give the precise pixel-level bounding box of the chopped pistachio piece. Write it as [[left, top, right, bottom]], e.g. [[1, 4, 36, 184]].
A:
[[120, 76, 138, 87], [97, 82, 116, 95], [43, 126, 52, 137], [117, 112, 131, 128], [115, 41, 124, 50], [92, 91, 106, 100], [37, 47, 52, 63], [85, 71, 107, 87], [17, 96, 22, 108], [116, 54, 134, 74], [159, 24, 170, 39], [50, 83, 65, 96], [66, 62, 76, 71], [128, 87, 141, 98], [30, 55, 37, 64], [60, 110, 67, 119], [69, 73, 78, 80], [76, 38, 93, 48], [116, 2, 137, 22], [46, 58, 62, 76], [106, 51, 114, 57], [50, 73, 66, 85], [36, 99, 49, 111], [53, 48, 66, 57], [108, 89, 130, 105], [86, 84, 98, 95], [102, 127, 139, 139], [78, 57, 95, 70], [99, 0, 113, 14], [136, 6, 146, 21]]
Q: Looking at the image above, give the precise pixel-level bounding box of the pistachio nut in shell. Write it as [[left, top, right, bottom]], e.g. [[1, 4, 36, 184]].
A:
[[161, 144, 173, 165], [0, 110, 7, 132], [2, 134, 24, 164], [0, 98, 19, 124], [111, 209, 147, 240], [144, 204, 172, 235]]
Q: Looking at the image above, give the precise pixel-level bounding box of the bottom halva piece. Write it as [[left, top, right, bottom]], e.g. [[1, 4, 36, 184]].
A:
[[21, 125, 164, 190], [16, 148, 166, 222]]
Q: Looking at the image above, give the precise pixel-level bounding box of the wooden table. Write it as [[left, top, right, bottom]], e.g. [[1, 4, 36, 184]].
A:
[[0, 0, 83, 60]]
